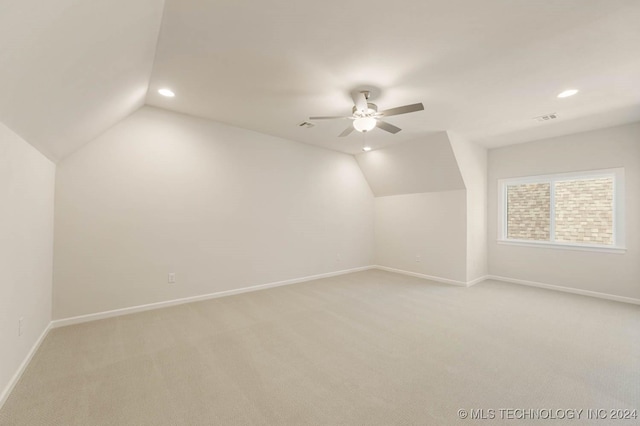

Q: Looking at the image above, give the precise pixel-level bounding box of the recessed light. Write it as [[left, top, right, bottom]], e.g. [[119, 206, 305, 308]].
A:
[[158, 88, 175, 97], [362, 146, 372, 152], [557, 89, 578, 98]]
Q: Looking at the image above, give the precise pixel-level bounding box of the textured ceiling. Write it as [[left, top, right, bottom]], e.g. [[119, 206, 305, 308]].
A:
[[2, 0, 639, 160]]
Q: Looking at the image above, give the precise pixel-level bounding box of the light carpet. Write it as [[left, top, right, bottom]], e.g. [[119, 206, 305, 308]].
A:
[[1, 269, 638, 425]]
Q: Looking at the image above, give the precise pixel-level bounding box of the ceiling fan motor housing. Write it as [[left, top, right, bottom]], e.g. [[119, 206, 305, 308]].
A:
[[352, 103, 378, 117]]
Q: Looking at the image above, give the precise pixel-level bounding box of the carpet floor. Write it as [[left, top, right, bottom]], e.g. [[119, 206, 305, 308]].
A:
[[1, 269, 638, 425]]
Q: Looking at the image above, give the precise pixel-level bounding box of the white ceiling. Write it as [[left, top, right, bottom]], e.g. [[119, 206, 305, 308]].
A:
[[147, 0, 640, 154], [0, 0, 165, 161], [355, 133, 464, 197], [2, 0, 639, 160]]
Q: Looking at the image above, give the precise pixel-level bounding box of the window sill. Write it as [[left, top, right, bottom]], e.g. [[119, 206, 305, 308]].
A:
[[497, 239, 626, 254]]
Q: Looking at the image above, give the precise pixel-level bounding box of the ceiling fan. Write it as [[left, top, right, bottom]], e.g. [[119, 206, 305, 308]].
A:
[[309, 91, 424, 137]]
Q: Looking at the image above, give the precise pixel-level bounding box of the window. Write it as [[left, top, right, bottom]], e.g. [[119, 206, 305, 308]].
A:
[[498, 169, 625, 252]]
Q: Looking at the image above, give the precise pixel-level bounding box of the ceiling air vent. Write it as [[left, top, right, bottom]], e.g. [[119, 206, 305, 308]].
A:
[[298, 121, 315, 128], [535, 113, 558, 122]]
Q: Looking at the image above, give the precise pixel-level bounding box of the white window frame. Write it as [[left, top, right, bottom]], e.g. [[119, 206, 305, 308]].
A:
[[497, 168, 625, 253]]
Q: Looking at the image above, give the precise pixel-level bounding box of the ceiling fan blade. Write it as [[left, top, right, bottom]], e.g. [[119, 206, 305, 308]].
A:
[[376, 120, 402, 134], [352, 91, 368, 113], [309, 116, 352, 120], [379, 103, 424, 117], [338, 125, 355, 137]]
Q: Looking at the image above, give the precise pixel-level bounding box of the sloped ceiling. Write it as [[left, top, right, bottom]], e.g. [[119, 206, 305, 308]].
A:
[[355, 132, 464, 197], [0, 0, 165, 161], [2, 0, 640, 160]]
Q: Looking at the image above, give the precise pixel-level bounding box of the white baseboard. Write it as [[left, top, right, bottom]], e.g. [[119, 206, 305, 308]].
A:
[[487, 275, 640, 306], [0, 322, 51, 410], [373, 265, 477, 287], [51, 265, 376, 328], [466, 275, 489, 287], [373, 266, 640, 305]]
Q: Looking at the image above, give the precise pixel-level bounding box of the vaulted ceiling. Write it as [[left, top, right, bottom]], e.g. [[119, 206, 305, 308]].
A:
[[2, 0, 640, 161], [0, 0, 165, 160]]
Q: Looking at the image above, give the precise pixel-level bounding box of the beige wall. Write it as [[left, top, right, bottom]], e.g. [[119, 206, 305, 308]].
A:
[[356, 132, 483, 284], [53, 107, 375, 319], [488, 122, 640, 299], [448, 132, 488, 282], [375, 191, 467, 283], [0, 123, 55, 404]]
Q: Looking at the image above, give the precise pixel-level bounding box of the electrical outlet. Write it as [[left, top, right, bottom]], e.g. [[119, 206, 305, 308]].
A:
[[18, 317, 24, 337], [336, 253, 341, 262], [415, 254, 422, 263], [168, 273, 176, 284]]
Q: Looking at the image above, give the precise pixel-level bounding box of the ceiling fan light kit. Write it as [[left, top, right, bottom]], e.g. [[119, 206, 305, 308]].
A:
[[309, 90, 425, 137], [353, 116, 377, 132]]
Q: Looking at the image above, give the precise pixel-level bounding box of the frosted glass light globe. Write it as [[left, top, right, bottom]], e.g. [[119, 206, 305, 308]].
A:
[[353, 117, 377, 132]]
